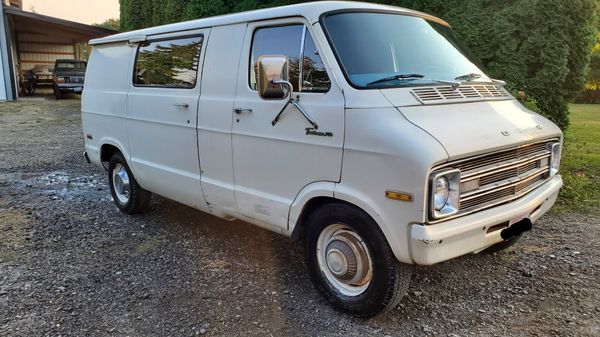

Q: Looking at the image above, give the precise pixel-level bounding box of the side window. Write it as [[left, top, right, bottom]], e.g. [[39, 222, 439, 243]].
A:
[[134, 36, 203, 88], [250, 25, 303, 91], [250, 25, 330, 93]]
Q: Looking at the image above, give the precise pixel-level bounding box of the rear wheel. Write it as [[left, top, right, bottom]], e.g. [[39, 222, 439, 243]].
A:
[[108, 153, 151, 214], [304, 203, 412, 317]]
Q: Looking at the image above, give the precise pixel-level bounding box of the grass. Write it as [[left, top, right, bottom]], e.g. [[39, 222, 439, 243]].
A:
[[555, 104, 600, 213]]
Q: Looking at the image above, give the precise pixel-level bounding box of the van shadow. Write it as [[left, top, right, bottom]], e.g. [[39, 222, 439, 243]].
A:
[[139, 197, 521, 336]]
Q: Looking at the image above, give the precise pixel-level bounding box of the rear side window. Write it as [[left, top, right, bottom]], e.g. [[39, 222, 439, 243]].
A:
[[134, 36, 203, 88], [250, 25, 330, 93]]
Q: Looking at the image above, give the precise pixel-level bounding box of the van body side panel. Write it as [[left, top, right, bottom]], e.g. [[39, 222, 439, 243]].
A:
[[197, 24, 247, 214], [124, 30, 210, 211], [82, 42, 133, 165]]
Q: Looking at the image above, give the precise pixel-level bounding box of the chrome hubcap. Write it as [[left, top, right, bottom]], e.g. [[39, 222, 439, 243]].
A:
[[112, 164, 130, 204], [317, 224, 373, 296]]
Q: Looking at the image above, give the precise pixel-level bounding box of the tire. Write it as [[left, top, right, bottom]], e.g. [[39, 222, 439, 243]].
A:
[[482, 234, 522, 254], [108, 153, 151, 214], [53, 86, 63, 99], [304, 202, 412, 317]]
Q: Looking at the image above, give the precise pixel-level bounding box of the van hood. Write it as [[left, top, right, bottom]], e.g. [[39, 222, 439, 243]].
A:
[[390, 99, 561, 159]]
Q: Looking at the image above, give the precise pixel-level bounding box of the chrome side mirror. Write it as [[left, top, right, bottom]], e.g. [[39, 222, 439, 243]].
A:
[[257, 55, 290, 100]]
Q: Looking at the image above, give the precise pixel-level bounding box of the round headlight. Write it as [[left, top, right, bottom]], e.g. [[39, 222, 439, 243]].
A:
[[434, 176, 449, 211]]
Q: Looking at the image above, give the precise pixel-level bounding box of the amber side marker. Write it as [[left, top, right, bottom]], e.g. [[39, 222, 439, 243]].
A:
[[385, 190, 413, 202]]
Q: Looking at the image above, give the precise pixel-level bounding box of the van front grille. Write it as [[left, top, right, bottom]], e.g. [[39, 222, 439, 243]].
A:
[[67, 76, 84, 83], [412, 84, 511, 104], [430, 139, 558, 221]]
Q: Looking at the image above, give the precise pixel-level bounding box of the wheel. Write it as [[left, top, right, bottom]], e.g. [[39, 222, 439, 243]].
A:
[[108, 153, 151, 214], [26, 82, 34, 95], [482, 234, 522, 254], [53, 86, 63, 99], [304, 203, 412, 317]]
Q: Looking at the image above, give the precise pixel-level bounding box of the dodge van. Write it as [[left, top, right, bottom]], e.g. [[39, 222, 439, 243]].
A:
[[82, 1, 563, 316]]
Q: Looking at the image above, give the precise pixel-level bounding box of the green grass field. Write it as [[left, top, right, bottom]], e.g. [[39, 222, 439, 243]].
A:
[[556, 104, 600, 212]]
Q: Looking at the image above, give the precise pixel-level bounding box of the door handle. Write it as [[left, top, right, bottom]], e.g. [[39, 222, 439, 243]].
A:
[[174, 103, 189, 108], [234, 108, 252, 114]]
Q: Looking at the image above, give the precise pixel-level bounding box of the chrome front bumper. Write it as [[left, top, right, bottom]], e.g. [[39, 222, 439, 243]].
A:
[[409, 175, 562, 265]]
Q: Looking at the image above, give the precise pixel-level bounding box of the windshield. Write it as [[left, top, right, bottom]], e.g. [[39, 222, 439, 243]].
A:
[[55, 62, 86, 71], [322, 12, 489, 88]]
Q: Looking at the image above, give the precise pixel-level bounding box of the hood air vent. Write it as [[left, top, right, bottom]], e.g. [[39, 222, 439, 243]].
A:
[[411, 84, 511, 104]]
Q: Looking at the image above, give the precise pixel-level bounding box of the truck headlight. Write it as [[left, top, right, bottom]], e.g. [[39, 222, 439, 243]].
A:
[[549, 143, 561, 176], [430, 169, 460, 219], [57, 77, 65, 83]]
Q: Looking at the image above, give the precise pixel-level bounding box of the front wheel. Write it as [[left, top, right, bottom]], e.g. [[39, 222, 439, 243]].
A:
[[53, 86, 63, 99], [108, 153, 151, 214], [304, 203, 412, 317]]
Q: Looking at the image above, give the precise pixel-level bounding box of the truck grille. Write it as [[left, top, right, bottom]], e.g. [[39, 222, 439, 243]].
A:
[[431, 139, 558, 220], [66, 76, 84, 83]]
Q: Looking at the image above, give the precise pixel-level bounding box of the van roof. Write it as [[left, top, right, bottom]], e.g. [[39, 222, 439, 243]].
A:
[[89, 1, 449, 45]]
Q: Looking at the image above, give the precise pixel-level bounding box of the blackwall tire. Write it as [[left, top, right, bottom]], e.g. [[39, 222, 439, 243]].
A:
[[108, 153, 151, 215], [53, 86, 63, 99], [304, 202, 412, 317]]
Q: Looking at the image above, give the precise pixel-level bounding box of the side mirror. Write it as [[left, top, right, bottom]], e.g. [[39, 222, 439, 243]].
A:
[[257, 55, 290, 100]]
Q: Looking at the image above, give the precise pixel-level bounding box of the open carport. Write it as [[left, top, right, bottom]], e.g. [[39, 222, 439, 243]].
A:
[[0, 2, 115, 100]]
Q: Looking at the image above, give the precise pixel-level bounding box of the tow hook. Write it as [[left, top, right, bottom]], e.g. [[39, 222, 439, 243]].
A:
[[83, 151, 91, 164], [501, 218, 533, 240]]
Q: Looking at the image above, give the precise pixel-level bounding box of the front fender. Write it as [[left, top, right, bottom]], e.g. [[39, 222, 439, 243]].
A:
[[287, 181, 336, 236], [333, 184, 414, 264]]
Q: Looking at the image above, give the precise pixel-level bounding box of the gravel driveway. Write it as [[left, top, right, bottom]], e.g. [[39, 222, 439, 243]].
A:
[[1, 99, 599, 337]]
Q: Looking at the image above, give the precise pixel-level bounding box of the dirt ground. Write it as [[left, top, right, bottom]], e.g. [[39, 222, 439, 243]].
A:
[[0, 99, 599, 337]]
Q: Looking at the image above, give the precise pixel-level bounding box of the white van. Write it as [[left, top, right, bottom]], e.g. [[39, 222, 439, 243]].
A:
[[82, 1, 563, 316]]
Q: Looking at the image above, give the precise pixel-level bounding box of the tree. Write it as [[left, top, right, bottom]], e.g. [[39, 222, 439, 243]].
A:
[[94, 18, 120, 31], [586, 34, 600, 90], [184, 0, 227, 20]]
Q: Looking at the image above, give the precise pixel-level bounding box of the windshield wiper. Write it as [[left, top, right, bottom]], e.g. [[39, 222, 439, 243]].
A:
[[367, 73, 424, 86], [455, 73, 482, 82], [455, 72, 507, 87]]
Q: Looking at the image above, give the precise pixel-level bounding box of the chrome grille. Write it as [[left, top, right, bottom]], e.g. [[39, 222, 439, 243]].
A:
[[65, 76, 84, 83], [412, 84, 511, 104], [431, 139, 558, 220]]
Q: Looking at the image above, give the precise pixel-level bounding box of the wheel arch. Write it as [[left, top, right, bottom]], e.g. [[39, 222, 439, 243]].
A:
[[99, 139, 130, 170], [290, 183, 413, 264]]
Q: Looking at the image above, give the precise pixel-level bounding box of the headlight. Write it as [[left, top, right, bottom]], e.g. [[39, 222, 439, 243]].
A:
[[549, 143, 561, 176], [57, 77, 65, 83], [430, 169, 461, 219], [433, 176, 449, 211]]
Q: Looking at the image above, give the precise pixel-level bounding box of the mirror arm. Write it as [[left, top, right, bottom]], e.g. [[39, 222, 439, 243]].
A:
[[270, 80, 319, 129], [289, 100, 318, 130], [271, 99, 290, 126]]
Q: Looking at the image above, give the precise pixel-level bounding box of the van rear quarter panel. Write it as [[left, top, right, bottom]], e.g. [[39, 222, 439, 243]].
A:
[[82, 42, 135, 164]]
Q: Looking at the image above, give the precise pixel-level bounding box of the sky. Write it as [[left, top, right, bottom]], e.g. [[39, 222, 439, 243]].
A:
[[22, 0, 120, 25]]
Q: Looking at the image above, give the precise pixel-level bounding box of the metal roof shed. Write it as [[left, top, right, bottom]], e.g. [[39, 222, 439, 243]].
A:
[[0, 3, 116, 100]]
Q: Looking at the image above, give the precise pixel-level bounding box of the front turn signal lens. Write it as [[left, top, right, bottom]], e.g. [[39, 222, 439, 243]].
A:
[[385, 191, 413, 202]]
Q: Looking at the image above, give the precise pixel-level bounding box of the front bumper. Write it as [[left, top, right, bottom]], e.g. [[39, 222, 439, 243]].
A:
[[57, 83, 83, 93], [410, 175, 562, 265]]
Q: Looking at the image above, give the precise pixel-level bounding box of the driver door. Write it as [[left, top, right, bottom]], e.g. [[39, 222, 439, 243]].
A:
[[231, 20, 345, 229]]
